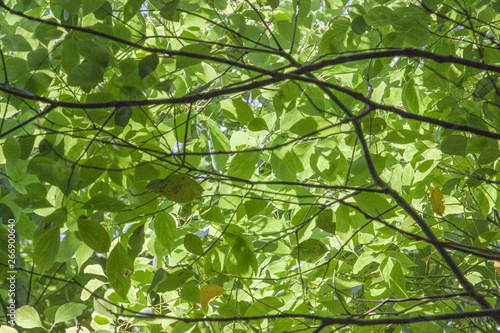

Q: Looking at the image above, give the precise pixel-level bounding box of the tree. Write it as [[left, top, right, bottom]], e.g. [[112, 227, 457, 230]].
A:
[[1, 0, 500, 331]]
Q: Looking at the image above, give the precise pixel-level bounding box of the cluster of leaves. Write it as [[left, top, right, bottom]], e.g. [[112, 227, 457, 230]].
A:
[[0, 0, 500, 332]]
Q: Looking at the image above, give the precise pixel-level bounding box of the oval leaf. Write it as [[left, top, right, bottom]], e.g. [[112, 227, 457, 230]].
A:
[[316, 208, 336, 234], [77, 219, 111, 253], [430, 187, 445, 216], [155, 212, 177, 252], [33, 227, 60, 272], [67, 62, 104, 87], [54, 303, 87, 323], [114, 106, 133, 127], [106, 243, 134, 299], [15, 306, 43, 328], [184, 233, 204, 255], [441, 135, 468, 156], [138, 53, 159, 79], [158, 173, 203, 203], [291, 239, 328, 263], [82, 194, 126, 212], [200, 284, 225, 308]]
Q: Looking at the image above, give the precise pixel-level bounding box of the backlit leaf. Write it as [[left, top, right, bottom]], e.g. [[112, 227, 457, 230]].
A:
[[430, 187, 445, 216], [67, 62, 104, 87], [33, 227, 60, 272], [155, 212, 177, 252], [200, 284, 225, 308], [107, 243, 134, 299], [138, 53, 159, 79], [157, 173, 203, 203], [15, 306, 43, 328], [77, 218, 110, 253], [291, 239, 328, 263]]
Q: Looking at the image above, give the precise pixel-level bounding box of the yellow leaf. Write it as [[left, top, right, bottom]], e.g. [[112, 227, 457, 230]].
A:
[[494, 261, 500, 274], [200, 284, 225, 308], [430, 187, 445, 216], [158, 173, 203, 203]]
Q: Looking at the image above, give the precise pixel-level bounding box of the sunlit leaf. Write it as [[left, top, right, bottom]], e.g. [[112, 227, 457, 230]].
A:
[[200, 284, 225, 308], [291, 239, 328, 263], [107, 243, 134, 299], [15, 306, 43, 328], [77, 218, 111, 253], [430, 187, 445, 216], [138, 53, 159, 79], [156, 173, 203, 203]]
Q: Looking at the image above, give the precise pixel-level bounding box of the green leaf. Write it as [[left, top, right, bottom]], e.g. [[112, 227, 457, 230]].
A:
[[221, 99, 254, 123], [138, 53, 159, 79], [364, 6, 399, 26], [207, 120, 231, 171], [128, 224, 145, 258], [54, 303, 87, 324], [77, 218, 111, 253], [77, 155, 107, 189], [384, 129, 421, 144], [52, 159, 80, 193], [441, 135, 468, 156], [351, 16, 370, 35], [15, 306, 43, 328], [33, 227, 60, 272], [94, 1, 112, 19], [184, 233, 204, 255], [157, 173, 203, 203], [244, 199, 267, 219], [310, 148, 340, 182], [393, 20, 430, 47], [67, 62, 104, 87], [83, 0, 106, 15], [402, 81, 419, 113], [55, 232, 81, 262], [291, 239, 328, 263], [3, 135, 20, 166], [19, 135, 36, 159], [157, 269, 194, 292], [200, 206, 225, 223], [228, 151, 259, 180], [316, 208, 336, 234], [171, 322, 196, 333], [289, 116, 333, 136], [79, 39, 111, 67], [82, 194, 127, 212], [320, 17, 351, 53], [477, 148, 500, 165], [155, 212, 177, 252], [27, 47, 50, 70], [181, 284, 201, 304], [160, 0, 181, 21], [14, 194, 52, 209], [153, 78, 175, 92], [2, 35, 32, 52], [362, 117, 387, 135], [248, 118, 269, 131], [354, 192, 397, 218], [62, 36, 80, 73], [176, 44, 212, 69], [114, 106, 133, 127], [237, 247, 258, 277], [124, 0, 145, 21], [475, 77, 497, 97], [106, 243, 134, 299], [271, 146, 297, 182]]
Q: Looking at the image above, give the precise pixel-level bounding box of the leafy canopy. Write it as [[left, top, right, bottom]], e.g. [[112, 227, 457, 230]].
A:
[[1, 0, 500, 332]]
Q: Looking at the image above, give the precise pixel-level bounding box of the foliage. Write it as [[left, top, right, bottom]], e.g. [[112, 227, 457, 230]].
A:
[[1, 0, 500, 332]]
